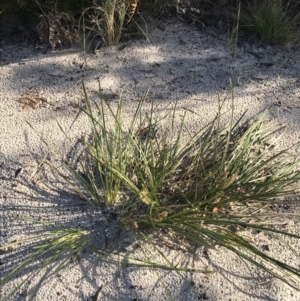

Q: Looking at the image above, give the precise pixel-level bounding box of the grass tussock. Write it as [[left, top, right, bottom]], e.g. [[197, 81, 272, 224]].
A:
[[82, 0, 129, 46], [239, 0, 300, 44], [68, 82, 300, 290]]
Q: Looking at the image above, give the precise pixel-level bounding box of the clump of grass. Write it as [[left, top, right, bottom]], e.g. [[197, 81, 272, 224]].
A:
[[77, 82, 300, 288], [82, 0, 129, 46], [2, 82, 300, 299], [52, 82, 300, 288], [239, 0, 300, 44]]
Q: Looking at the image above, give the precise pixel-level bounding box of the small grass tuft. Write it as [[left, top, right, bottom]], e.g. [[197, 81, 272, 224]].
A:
[[82, 0, 129, 46], [53, 82, 300, 289]]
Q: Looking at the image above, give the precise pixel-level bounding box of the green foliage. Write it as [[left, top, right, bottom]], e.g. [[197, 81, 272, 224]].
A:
[[239, 0, 300, 44], [52, 83, 300, 289]]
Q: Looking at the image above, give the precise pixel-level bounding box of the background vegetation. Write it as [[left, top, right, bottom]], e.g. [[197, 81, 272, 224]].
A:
[[1, 0, 300, 46]]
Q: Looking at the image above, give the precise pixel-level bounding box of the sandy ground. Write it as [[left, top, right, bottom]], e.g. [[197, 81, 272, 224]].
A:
[[1, 17, 300, 300]]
